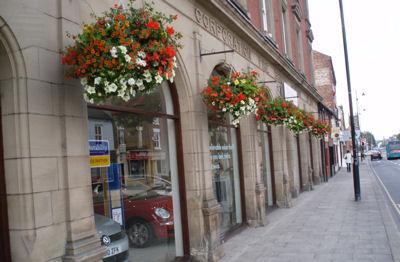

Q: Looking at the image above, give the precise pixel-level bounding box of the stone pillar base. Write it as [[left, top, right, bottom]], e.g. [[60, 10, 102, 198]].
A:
[[313, 175, 321, 185], [63, 231, 105, 262], [254, 183, 266, 227], [276, 199, 292, 208], [202, 199, 224, 262]]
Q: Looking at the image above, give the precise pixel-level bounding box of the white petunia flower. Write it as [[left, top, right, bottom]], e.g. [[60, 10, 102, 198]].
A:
[[137, 51, 146, 58], [80, 77, 88, 86], [136, 79, 144, 90], [124, 54, 132, 63], [122, 95, 130, 102], [110, 47, 118, 58], [85, 85, 96, 94], [108, 83, 118, 92], [128, 78, 136, 86], [143, 70, 152, 83], [155, 74, 163, 84], [136, 58, 147, 67], [83, 93, 89, 102], [118, 45, 127, 54], [130, 88, 136, 96], [172, 56, 177, 68], [117, 88, 126, 98], [94, 77, 102, 85]]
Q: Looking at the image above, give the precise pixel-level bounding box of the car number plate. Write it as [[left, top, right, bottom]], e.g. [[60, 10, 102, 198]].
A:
[[105, 246, 120, 257]]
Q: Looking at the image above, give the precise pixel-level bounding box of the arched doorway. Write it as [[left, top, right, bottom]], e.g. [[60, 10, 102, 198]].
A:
[[87, 81, 189, 261], [207, 63, 246, 240], [0, 27, 13, 262]]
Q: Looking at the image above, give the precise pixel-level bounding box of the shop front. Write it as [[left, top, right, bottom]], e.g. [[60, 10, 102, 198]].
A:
[[87, 83, 188, 261]]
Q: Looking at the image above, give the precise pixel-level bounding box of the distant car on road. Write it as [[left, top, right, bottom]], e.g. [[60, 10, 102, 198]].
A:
[[370, 150, 382, 161]]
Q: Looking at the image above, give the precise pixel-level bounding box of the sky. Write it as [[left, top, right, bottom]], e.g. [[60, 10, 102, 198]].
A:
[[308, 0, 400, 140]]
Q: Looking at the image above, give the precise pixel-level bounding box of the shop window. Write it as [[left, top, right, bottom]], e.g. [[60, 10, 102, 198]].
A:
[[209, 114, 243, 237], [207, 64, 244, 239], [257, 123, 274, 207], [87, 83, 184, 261]]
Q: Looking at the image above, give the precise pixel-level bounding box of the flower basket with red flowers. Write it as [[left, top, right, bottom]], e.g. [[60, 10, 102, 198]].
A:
[[202, 70, 263, 126], [256, 98, 310, 134], [311, 120, 331, 138], [61, 0, 182, 103]]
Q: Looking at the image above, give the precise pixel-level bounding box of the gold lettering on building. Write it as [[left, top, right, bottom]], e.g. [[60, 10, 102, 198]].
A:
[[194, 8, 251, 59]]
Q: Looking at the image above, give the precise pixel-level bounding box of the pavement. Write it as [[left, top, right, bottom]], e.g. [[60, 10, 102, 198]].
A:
[[221, 161, 400, 262]]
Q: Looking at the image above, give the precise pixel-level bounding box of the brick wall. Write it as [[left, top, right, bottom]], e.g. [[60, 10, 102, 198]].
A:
[[312, 50, 337, 110], [245, 0, 314, 84]]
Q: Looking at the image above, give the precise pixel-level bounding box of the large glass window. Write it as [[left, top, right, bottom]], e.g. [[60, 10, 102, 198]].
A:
[[281, 3, 291, 58], [208, 114, 243, 237], [88, 83, 183, 261], [261, 0, 274, 38]]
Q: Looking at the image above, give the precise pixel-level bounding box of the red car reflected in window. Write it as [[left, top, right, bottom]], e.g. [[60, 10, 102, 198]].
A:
[[93, 179, 174, 248]]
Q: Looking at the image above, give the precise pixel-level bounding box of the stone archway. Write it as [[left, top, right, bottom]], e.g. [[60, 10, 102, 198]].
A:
[[0, 16, 29, 262], [0, 39, 11, 262]]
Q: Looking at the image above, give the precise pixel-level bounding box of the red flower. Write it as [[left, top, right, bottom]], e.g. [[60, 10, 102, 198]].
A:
[[235, 93, 246, 103], [203, 87, 213, 95], [146, 20, 160, 30], [166, 26, 175, 36], [211, 76, 220, 86], [165, 46, 176, 58]]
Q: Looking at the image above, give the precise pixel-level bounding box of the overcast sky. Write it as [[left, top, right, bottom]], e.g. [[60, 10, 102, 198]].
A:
[[308, 0, 400, 140]]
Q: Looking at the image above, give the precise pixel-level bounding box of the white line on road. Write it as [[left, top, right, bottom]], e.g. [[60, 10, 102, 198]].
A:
[[371, 166, 400, 217]]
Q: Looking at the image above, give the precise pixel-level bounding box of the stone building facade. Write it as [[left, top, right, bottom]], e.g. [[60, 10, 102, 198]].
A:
[[0, 0, 325, 261]]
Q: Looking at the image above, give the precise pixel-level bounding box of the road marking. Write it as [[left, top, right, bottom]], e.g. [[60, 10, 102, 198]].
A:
[[371, 166, 400, 217]]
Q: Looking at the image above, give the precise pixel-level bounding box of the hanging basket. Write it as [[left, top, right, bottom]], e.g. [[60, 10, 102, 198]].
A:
[[61, 0, 182, 103], [257, 98, 309, 134], [311, 120, 331, 138], [202, 70, 264, 126]]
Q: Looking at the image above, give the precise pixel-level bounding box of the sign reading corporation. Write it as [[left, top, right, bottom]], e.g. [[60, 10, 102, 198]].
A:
[[195, 8, 251, 59]]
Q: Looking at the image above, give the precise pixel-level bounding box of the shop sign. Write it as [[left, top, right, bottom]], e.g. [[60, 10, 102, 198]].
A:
[[341, 130, 351, 142], [194, 8, 251, 59], [112, 208, 123, 226], [331, 127, 340, 139], [89, 140, 110, 168], [127, 151, 150, 160]]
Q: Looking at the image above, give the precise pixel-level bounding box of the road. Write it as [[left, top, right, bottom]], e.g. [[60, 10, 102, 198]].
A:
[[370, 156, 400, 229]]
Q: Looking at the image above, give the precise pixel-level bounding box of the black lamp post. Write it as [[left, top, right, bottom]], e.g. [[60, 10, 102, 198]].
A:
[[339, 0, 361, 201]]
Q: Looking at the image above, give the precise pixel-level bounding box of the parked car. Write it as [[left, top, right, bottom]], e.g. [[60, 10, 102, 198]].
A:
[[94, 214, 129, 262], [370, 150, 382, 161], [93, 179, 174, 248]]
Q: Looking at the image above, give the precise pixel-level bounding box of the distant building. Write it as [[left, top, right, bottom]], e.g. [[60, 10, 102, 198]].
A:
[[312, 50, 342, 177]]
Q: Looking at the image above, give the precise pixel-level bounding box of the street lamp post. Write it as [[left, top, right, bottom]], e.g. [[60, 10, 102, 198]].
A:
[[339, 0, 361, 201]]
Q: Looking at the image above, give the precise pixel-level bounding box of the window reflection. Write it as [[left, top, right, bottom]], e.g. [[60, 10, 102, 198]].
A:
[[208, 115, 242, 237], [88, 104, 178, 261]]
